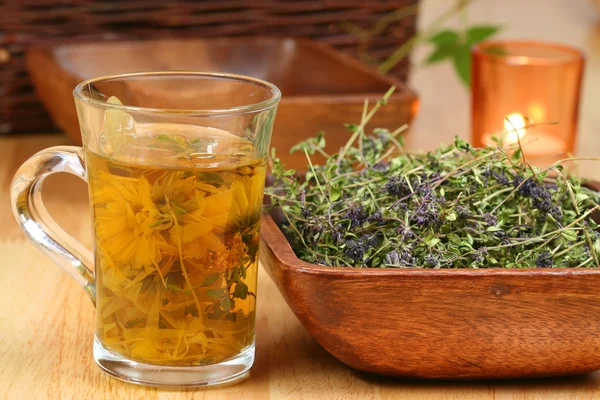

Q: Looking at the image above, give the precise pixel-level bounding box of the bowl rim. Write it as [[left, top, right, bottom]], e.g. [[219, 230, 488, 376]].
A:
[[46, 37, 416, 106], [260, 212, 600, 276]]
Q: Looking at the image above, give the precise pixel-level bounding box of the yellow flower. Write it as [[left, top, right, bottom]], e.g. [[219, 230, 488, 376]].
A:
[[207, 233, 248, 273], [202, 166, 266, 232], [93, 172, 184, 270]]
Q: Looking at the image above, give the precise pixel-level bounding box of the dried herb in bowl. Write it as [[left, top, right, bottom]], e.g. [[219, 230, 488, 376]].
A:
[[266, 88, 600, 268]]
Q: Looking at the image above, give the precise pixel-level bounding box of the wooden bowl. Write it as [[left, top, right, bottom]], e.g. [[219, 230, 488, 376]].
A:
[[26, 37, 418, 170], [260, 211, 600, 379]]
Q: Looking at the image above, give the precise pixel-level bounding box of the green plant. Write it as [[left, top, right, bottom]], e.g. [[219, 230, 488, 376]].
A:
[[266, 89, 600, 269], [342, 0, 501, 86]]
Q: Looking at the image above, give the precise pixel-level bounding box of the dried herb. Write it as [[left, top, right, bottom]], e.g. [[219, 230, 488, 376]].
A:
[[266, 89, 600, 269]]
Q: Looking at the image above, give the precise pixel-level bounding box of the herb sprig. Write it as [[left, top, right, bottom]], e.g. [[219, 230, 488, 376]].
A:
[[266, 91, 600, 269]]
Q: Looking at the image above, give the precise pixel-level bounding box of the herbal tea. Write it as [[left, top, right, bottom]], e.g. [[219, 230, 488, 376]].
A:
[[87, 125, 265, 366]]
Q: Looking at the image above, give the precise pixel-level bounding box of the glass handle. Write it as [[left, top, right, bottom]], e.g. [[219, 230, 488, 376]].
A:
[[10, 146, 96, 305]]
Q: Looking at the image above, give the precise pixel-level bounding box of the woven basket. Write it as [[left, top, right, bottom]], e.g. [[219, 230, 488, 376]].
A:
[[0, 0, 418, 134]]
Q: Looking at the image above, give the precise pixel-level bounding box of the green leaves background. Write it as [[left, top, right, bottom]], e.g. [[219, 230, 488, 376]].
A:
[[424, 25, 501, 86]]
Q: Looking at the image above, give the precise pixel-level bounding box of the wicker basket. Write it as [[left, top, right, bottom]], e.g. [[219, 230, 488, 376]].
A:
[[0, 0, 418, 134]]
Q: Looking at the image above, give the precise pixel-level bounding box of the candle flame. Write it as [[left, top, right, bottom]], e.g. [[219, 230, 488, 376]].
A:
[[503, 113, 527, 144]]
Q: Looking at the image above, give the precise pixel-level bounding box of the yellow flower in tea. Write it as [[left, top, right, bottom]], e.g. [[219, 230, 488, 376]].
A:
[[93, 173, 178, 270], [87, 139, 265, 366], [204, 167, 266, 232], [208, 233, 249, 273]]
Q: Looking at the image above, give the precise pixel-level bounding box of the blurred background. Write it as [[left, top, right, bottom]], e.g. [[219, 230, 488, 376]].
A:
[[1, 0, 599, 175]]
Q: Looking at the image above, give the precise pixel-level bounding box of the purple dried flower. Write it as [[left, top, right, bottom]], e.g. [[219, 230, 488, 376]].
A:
[[472, 251, 484, 263], [362, 234, 380, 248], [456, 206, 469, 219], [414, 211, 428, 226], [385, 249, 415, 267], [516, 178, 540, 198], [301, 206, 312, 219], [372, 162, 389, 172], [494, 170, 510, 186], [418, 185, 433, 195], [344, 205, 368, 228], [472, 248, 489, 263], [385, 250, 401, 265], [385, 176, 410, 198], [532, 190, 553, 213], [536, 251, 553, 268], [410, 189, 444, 229], [344, 239, 366, 262], [513, 175, 525, 192], [414, 205, 442, 229], [369, 210, 383, 221], [397, 226, 415, 240], [550, 206, 562, 221], [513, 176, 556, 215], [332, 229, 343, 243], [424, 255, 439, 267], [344, 235, 379, 263], [483, 212, 497, 226]]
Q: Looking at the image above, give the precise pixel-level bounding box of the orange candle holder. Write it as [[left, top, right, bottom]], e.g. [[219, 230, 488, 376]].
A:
[[471, 40, 585, 165]]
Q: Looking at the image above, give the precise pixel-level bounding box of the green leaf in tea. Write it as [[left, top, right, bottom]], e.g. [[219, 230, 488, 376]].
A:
[[197, 171, 225, 187], [234, 281, 249, 299], [207, 287, 228, 298], [201, 273, 220, 287]]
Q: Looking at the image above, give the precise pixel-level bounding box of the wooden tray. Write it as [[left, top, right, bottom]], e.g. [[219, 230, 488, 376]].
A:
[[26, 37, 418, 170], [259, 203, 600, 379], [1, 0, 418, 134]]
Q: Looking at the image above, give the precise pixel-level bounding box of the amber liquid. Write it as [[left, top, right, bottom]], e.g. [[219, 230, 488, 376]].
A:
[[87, 124, 265, 366]]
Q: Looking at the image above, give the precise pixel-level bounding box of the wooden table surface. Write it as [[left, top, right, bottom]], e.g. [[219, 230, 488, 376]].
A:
[[2, 0, 600, 399]]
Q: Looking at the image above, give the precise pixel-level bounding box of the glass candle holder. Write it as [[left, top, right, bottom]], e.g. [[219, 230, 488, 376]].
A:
[[471, 40, 585, 165]]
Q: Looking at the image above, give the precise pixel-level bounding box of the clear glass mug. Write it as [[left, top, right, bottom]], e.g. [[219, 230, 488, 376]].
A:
[[10, 72, 280, 387]]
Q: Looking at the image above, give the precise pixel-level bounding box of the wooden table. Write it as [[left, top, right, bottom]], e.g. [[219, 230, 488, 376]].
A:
[[2, 0, 600, 399]]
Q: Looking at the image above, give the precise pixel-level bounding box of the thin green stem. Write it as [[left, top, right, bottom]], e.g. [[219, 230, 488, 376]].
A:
[[553, 241, 585, 258], [303, 148, 326, 199], [378, 0, 477, 74], [433, 150, 498, 188], [473, 187, 513, 207], [339, 86, 396, 160]]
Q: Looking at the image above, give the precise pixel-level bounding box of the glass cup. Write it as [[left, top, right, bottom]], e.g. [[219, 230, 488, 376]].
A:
[[11, 72, 280, 387], [471, 40, 584, 166]]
